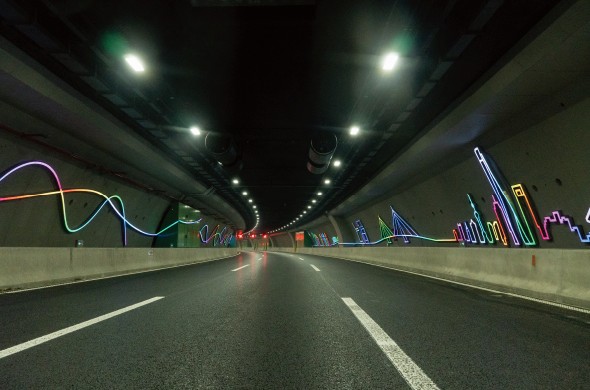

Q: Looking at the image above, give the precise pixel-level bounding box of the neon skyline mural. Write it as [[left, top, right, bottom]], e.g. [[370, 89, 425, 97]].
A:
[[0, 161, 233, 246], [310, 147, 589, 247], [455, 147, 590, 246]]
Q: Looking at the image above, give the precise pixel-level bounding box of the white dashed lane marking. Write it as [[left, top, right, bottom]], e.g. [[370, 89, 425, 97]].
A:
[[0, 297, 164, 359], [342, 297, 440, 390]]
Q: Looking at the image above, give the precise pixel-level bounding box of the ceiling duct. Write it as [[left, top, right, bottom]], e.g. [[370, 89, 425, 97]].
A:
[[307, 132, 337, 175], [205, 133, 241, 168], [190, 0, 316, 6]]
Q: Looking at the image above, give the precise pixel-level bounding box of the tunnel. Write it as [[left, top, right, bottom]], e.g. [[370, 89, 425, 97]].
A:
[[0, 0, 589, 388]]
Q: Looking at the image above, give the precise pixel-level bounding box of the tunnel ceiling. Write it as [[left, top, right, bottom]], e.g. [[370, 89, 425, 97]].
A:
[[0, 0, 562, 233]]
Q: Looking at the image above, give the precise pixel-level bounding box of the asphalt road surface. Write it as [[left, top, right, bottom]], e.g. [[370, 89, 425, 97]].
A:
[[1, 251, 589, 389]]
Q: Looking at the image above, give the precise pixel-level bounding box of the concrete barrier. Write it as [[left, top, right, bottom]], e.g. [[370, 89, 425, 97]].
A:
[[270, 246, 590, 310], [0, 247, 238, 291]]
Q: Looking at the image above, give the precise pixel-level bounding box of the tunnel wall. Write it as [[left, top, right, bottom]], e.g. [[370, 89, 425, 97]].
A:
[[0, 132, 171, 247], [270, 96, 590, 309], [271, 232, 293, 247], [0, 247, 238, 291], [0, 131, 236, 248], [337, 97, 590, 250]]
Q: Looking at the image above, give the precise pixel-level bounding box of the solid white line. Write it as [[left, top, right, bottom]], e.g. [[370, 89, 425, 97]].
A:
[[267, 251, 590, 314], [0, 254, 237, 295], [310, 264, 320, 272], [342, 297, 440, 390], [0, 296, 164, 359], [298, 257, 304, 261], [231, 264, 250, 272], [340, 258, 590, 315]]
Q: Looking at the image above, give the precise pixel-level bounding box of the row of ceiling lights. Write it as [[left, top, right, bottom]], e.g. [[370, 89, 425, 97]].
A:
[[267, 125, 358, 234], [123, 50, 398, 235], [267, 53, 399, 235], [188, 126, 259, 233]]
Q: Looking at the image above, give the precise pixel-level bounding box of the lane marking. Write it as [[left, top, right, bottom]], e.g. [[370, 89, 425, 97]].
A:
[[310, 264, 320, 272], [342, 297, 440, 390], [267, 251, 590, 314], [0, 296, 164, 359], [340, 258, 590, 315], [298, 257, 304, 261], [266, 250, 590, 316], [231, 264, 250, 272]]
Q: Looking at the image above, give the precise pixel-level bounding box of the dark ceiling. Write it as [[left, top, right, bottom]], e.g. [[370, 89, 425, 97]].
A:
[[0, 0, 561, 234]]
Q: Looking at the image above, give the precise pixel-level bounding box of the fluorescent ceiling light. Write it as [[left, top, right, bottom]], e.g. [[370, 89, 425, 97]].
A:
[[124, 54, 145, 72], [382, 52, 399, 71], [350, 126, 360, 136], [190, 126, 201, 136]]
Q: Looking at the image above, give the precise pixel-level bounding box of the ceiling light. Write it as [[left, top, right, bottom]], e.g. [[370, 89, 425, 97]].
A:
[[333, 160, 341, 167], [324, 179, 331, 185], [317, 192, 323, 196], [307, 205, 312, 209], [303, 211, 307, 214], [190, 126, 201, 136], [124, 54, 145, 72], [248, 199, 253, 203], [242, 191, 248, 196], [350, 126, 360, 136], [232, 178, 239, 185], [382, 52, 399, 72], [311, 199, 317, 203]]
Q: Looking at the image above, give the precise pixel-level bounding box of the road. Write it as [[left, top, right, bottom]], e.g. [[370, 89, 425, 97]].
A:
[[1, 251, 589, 389]]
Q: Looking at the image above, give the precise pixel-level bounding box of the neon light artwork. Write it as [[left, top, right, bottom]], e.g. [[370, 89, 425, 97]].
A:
[[0, 161, 202, 245], [353, 220, 370, 244], [336, 147, 589, 248], [199, 224, 234, 247], [337, 209, 456, 246], [378, 216, 393, 244], [455, 148, 589, 246], [308, 231, 337, 247]]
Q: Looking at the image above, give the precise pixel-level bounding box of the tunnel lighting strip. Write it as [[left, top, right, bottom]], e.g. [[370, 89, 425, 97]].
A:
[[0, 161, 202, 245]]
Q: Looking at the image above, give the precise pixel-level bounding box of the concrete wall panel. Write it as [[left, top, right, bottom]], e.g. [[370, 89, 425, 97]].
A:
[[0, 247, 238, 290]]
